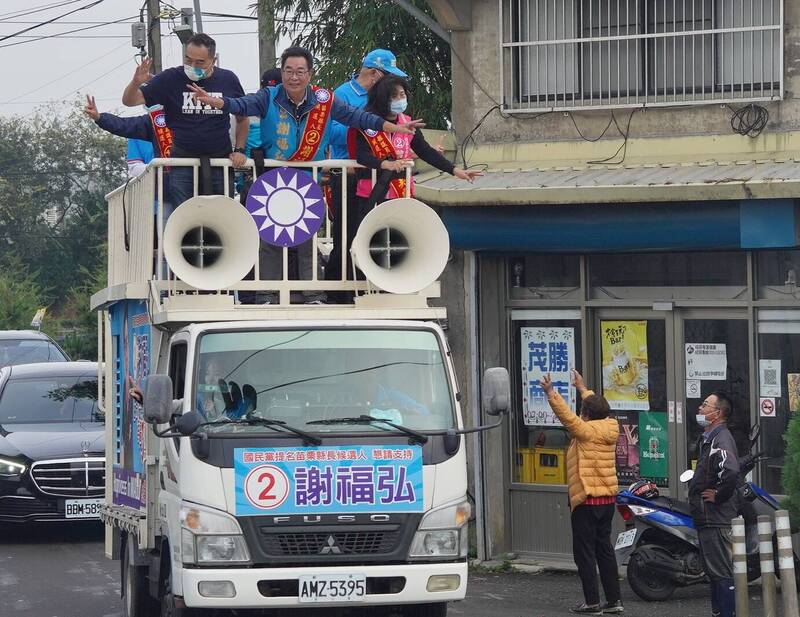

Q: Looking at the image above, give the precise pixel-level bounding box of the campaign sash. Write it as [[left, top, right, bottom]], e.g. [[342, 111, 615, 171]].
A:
[[360, 129, 408, 199], [288, 87, 334, 162], [147, 105, 173, 158]]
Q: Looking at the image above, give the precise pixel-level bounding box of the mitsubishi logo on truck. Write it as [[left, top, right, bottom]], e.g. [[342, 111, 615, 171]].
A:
[[319, 536, 342, 555]]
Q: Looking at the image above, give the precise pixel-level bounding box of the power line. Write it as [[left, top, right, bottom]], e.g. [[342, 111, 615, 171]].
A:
[[2, 40, 129, 104], [0, 0, 85, 21], [0, 13, 135, 48], [0, 0, 106, 43]]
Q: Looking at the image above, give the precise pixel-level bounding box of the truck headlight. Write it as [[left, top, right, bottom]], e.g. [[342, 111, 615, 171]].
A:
[[0, 457, 26, 477], [180, 502, 250, 565], [409, 499, 471, 560]]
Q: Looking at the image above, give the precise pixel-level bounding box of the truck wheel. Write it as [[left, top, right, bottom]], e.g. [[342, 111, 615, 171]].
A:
[[400, 602, 448, 617], [627, 548, 676, 601], [160, 567, 199, 617], [121, 537, 157, 617]]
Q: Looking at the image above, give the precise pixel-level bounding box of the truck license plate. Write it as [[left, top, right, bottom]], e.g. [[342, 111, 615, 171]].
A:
[[298, 574, 366, 603], [614, 529, 637, 550], [65, 498, 104, 519]]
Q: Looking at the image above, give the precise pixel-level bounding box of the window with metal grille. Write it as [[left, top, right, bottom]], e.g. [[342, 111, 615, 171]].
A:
[[500, 0, 783, 112]]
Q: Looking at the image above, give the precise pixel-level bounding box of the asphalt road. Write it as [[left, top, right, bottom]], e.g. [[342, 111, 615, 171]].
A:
[[0, 523, 769, 617]]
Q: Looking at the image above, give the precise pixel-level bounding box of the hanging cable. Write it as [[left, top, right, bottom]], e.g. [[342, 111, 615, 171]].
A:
[[727, 103, 769, 138]]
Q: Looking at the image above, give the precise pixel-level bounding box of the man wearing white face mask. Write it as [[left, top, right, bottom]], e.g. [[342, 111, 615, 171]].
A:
[[121, 33, 247, 207], [688, 391, 739, 617]]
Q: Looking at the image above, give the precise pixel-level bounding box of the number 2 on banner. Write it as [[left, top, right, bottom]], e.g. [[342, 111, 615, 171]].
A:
[[244, 464, 290, 509]]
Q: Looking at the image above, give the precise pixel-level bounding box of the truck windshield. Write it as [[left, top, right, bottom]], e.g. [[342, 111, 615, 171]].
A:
[[195, 329, 455, 433]]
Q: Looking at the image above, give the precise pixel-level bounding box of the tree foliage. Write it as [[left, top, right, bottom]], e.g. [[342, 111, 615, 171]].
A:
[[266, 0, 452, 128], [782, 414, 800, 525], [0, 102, 124, 347]]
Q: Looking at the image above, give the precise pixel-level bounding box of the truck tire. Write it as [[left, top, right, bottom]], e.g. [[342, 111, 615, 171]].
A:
[[626, 547, 677, 601], [160, 566, 200, 617], [121, 536, 157, 617], [400, 602, 448, 617]]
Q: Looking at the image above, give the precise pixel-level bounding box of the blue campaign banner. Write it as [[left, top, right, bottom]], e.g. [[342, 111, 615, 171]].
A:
[[233, 445, 424, 516]]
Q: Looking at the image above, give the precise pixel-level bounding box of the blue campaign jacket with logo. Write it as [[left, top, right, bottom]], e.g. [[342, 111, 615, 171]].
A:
[[221, 84, 384, 161]]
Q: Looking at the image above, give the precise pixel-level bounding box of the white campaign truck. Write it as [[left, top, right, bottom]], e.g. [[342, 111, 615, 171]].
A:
[[92, 158, 509, 617]]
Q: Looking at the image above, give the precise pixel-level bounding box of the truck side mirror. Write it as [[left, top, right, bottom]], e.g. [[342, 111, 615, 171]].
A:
[[143, 374, 174, 424], [483, 367, 510, 416]]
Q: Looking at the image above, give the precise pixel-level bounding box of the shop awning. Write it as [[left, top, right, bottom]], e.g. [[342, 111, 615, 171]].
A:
[[415, 158, 800, 206]]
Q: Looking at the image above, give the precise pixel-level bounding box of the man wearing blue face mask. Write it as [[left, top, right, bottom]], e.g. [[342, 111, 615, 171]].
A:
[[121, 33, 248, 208], [688, 391, 739, 617]]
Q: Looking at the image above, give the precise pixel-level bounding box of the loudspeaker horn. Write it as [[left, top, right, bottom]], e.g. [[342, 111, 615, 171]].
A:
[[163, 195, 259, 290], [351, 198, 449, 295]]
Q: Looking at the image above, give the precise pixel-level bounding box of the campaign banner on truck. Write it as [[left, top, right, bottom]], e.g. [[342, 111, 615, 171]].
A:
[[233, 445, 424, 516], [520, 327, 576, 425], [600, 321, 650, 411]]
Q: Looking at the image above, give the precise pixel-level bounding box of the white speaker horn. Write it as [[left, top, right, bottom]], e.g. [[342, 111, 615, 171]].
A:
[[163, 195, 259, 290], [351, 198, 449, 295]]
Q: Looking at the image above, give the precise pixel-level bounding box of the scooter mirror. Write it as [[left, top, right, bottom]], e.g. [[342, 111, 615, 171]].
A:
[[680, 469, 694, 483]]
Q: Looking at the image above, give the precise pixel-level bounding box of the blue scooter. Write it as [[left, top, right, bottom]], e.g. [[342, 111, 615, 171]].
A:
[[614, 426, 796, 601]]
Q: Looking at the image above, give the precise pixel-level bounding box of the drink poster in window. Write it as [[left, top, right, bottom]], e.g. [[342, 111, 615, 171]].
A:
[[600, 321, 650, 411], [638, 411, 669, 484], [615, 410, 640, 485], [520, 327, 576, 425]]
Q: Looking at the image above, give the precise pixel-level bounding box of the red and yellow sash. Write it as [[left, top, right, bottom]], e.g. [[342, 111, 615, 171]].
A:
[[288, 87, 334, 162], [359, 129, 408, 198], [147, 106, 173, 158]]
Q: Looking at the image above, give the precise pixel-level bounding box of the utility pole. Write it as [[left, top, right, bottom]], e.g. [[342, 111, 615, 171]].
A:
[[146, 0, 162, 73], [193, 0, 204, 33], [257, 0, 277, 75]]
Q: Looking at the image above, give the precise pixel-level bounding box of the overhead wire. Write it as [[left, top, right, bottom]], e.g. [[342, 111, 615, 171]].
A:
[[0, 0, 106, 43], [0, 0, 85, 21], [0, 14, 137, 48]]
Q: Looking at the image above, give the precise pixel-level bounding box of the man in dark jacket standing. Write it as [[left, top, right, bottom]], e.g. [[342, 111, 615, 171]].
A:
[[689, 391, 739, 617]]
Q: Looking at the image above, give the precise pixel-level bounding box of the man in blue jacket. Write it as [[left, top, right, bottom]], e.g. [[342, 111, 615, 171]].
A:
[[189, 46, 424, 304]]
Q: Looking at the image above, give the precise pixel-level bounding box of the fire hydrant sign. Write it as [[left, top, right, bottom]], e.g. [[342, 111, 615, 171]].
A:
[[233, 445, 423, 516]]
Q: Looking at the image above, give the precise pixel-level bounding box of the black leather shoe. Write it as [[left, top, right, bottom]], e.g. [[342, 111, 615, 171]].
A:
[[601, 600, 624, 614]]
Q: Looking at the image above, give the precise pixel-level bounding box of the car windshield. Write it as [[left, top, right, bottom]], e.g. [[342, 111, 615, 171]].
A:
[[194, 329, 454, 434], [0, 339, 67, 368], [0, 375, 102, 424]]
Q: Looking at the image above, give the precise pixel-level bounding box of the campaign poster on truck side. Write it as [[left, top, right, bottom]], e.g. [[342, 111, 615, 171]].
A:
[[110, 300, 150, 510], [520, 327, 576, 425], [233, 445, 424, 516]]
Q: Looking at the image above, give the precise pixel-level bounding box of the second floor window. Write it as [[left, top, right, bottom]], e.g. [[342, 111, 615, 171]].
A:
[[501, 0, 783, 112]]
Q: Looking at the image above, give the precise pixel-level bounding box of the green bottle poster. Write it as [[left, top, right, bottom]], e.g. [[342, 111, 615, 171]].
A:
[[639, 411, 668, 481]]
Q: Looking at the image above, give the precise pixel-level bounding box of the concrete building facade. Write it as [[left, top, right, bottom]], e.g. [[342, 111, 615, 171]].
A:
[[420, 0, 800, 561]]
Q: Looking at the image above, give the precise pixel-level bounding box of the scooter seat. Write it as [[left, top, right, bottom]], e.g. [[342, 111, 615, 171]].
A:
[[651, 496, 693, 518]]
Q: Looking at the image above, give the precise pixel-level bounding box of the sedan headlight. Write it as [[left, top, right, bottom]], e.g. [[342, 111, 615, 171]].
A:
[[180, 502, 250, 565], [0, 457, 26, 477], [409, 499, 471, 560]]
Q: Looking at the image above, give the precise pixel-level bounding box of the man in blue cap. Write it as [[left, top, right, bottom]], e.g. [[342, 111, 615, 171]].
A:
[[325, 49, 408, 289]]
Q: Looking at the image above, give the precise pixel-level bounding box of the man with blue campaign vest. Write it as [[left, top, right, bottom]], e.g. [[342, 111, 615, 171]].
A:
[[188, 46, 424, 304], [326, 49, 408, 288]]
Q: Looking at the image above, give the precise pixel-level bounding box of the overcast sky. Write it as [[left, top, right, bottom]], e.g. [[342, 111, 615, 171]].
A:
[[0, 0, 293, 118]]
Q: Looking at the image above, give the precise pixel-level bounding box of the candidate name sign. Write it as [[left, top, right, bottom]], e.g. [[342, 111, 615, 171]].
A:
[[234, 445, 424, 516]]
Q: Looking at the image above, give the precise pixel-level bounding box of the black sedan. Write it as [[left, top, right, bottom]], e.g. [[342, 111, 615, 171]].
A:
[[0, 362, 104, 523]]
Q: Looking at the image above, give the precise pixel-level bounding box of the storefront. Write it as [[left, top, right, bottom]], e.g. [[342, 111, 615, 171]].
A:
[[418, 160, 800, 558]]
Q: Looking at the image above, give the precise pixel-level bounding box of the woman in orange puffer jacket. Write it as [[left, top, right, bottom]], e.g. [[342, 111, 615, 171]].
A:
[[540, 369, 622, 616]]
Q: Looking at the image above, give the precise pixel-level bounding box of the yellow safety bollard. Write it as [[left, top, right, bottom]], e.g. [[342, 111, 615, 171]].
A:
[[758, 515, 777, 617], [775, 510, 799, 617], [732, 515, 749, 617]]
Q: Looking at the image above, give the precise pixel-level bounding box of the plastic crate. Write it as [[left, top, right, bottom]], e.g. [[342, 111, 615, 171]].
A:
[[534, 446, 567, 484]]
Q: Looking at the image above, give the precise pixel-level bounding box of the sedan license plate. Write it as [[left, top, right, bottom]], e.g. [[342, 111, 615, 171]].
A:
[[615, 529, 637, 550], [298, 574, 366, 603], [64, 498, 103, 519]]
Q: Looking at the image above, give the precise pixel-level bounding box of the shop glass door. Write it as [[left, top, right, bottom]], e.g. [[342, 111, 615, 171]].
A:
[[676, 311, 752, 480], [595, 311, 676, 493]]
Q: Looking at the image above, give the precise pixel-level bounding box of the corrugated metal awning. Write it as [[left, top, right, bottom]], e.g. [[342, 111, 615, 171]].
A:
[[415, 158, 800, 206]]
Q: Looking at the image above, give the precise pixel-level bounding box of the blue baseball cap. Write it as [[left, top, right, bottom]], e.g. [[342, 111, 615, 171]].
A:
[[362, 49, 407, 78]]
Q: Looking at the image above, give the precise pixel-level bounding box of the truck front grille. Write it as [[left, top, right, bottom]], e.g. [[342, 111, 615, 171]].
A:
[[30, 458, 105, 497], [260, 530, 400, 556]]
